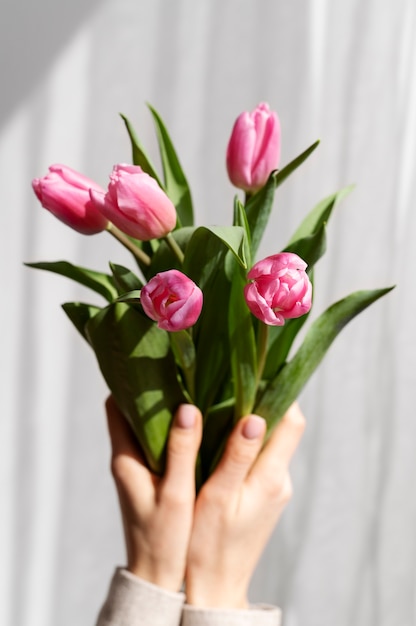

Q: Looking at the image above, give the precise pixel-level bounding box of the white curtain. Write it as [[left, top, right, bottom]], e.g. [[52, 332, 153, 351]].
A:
[[2, 1, 416, 625]]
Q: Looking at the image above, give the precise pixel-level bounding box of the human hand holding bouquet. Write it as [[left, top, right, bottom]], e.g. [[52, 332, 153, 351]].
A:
[[28, 102, 392, 487], [105, 395, 305, 606]]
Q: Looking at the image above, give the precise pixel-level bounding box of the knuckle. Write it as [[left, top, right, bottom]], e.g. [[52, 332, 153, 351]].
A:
[[110, 455, 126, 482], [198, 484, 230, 513], [110, 454, 129, 483], [280, 476, 293, 504], [227, 442, 257, 468], [161, 484, 191, 508], [105, 395, 113, 413], [264, 477, 284, 499], [195, 487, 212, 509], [264, 471, 292, 502], [284, 404, 306, 433]]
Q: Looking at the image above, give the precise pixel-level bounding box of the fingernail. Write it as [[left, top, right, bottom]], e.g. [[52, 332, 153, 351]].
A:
[[176, 405, 196, 429], [242, 416, 265, 440]]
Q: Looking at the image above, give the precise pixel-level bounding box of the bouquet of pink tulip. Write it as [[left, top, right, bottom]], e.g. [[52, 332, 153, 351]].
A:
[[28, 103, 392, 486]]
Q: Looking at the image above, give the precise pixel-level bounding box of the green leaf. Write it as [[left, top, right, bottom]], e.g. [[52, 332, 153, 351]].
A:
[[245, 140, 320, 257], [150, 227, 196, 275], [200, 399, 235, 485], [229, 266, 257, 418], [233, 196, 252, 269], [184, 233, 234, 413], [282, 186, 354, 273], [255, 287, 394, 430], [110, 263, 143, 295], [244, 171, 278, 258], [262, 317, 307, 380], [119, 113, 162, 186], [288, 185, 354, 245], [262, 269, 315, 380], [284, 223, 327, 269], [86, 302, 186, 474], [62, 302, 101, 343], [148, 104, 194, 227], [273, 140, 320, 190], [25, 261, 118, 302], [195, 226, 248, 269], [115, 290, 142, 304], [184, 228, 228, 289]]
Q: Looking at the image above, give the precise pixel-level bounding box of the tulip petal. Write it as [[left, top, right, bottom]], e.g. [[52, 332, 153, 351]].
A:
[[141, 270, 203, 331], [49, 164, 104, 192], [244, 252, 312, 326], [226, 102, 281, 192], [99, 165, 176, 241], [32, 165, 108, 235]]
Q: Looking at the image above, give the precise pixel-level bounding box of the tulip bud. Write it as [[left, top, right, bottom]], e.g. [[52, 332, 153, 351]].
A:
[[90, 164, 177, 241], [32, 164, 108, 235], [226, 102, 281, 193], [141, 269, 203, 332], [244, 252, 312, 326]]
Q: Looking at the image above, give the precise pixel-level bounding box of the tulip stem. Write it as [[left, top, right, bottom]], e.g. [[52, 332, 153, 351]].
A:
[[107, 224, 151, 266], [164, 233, 185, 265], [256, 322, 269, 384], [169, 330, 196, 401]]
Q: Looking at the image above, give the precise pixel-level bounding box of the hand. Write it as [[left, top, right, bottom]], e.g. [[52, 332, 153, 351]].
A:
[[185, 403, 305, 609], [106, 396, 202, 592]]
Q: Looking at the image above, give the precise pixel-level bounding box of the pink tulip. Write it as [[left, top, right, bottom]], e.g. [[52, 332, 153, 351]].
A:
[[244, 252, 312, 326], [90, 164, 177, 241], [226, 102, 281, 193], [141, 270, 203, 331], [32, 164, 108, 235]]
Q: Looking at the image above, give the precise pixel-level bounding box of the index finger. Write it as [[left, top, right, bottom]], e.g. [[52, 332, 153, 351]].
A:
[[105, 396, 153, 487], [106, 396, 144, 461]]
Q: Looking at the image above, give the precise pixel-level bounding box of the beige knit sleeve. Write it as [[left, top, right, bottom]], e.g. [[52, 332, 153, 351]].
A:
[[181, 604, 282, 626], [95, 568, 185, 626]]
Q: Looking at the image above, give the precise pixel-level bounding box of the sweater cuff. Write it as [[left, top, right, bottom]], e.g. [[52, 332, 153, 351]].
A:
[[181, 603, 282, 626], [96, 567, 185, 626]]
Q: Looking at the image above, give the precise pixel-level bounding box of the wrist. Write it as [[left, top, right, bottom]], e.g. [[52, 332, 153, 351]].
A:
[[186, 576, 249, 609], [127, 561, 183, 593]]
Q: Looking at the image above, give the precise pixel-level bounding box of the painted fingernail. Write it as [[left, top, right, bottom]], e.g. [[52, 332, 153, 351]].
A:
[[242, 416, 265, 440], [176, 405, 196, 429]]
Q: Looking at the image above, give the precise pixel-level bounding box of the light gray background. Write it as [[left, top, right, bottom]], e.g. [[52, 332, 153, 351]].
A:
[[2, 1, 416, 625]]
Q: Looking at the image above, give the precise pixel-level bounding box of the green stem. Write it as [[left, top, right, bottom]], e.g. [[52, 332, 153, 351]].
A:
[[164, 232, 185, 264], [169, 330, 196, 401], [256, 322, 269, 385], [107, 224, 151, 266], [244, 191, 253, 205], [182, 364, 195, 401]]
